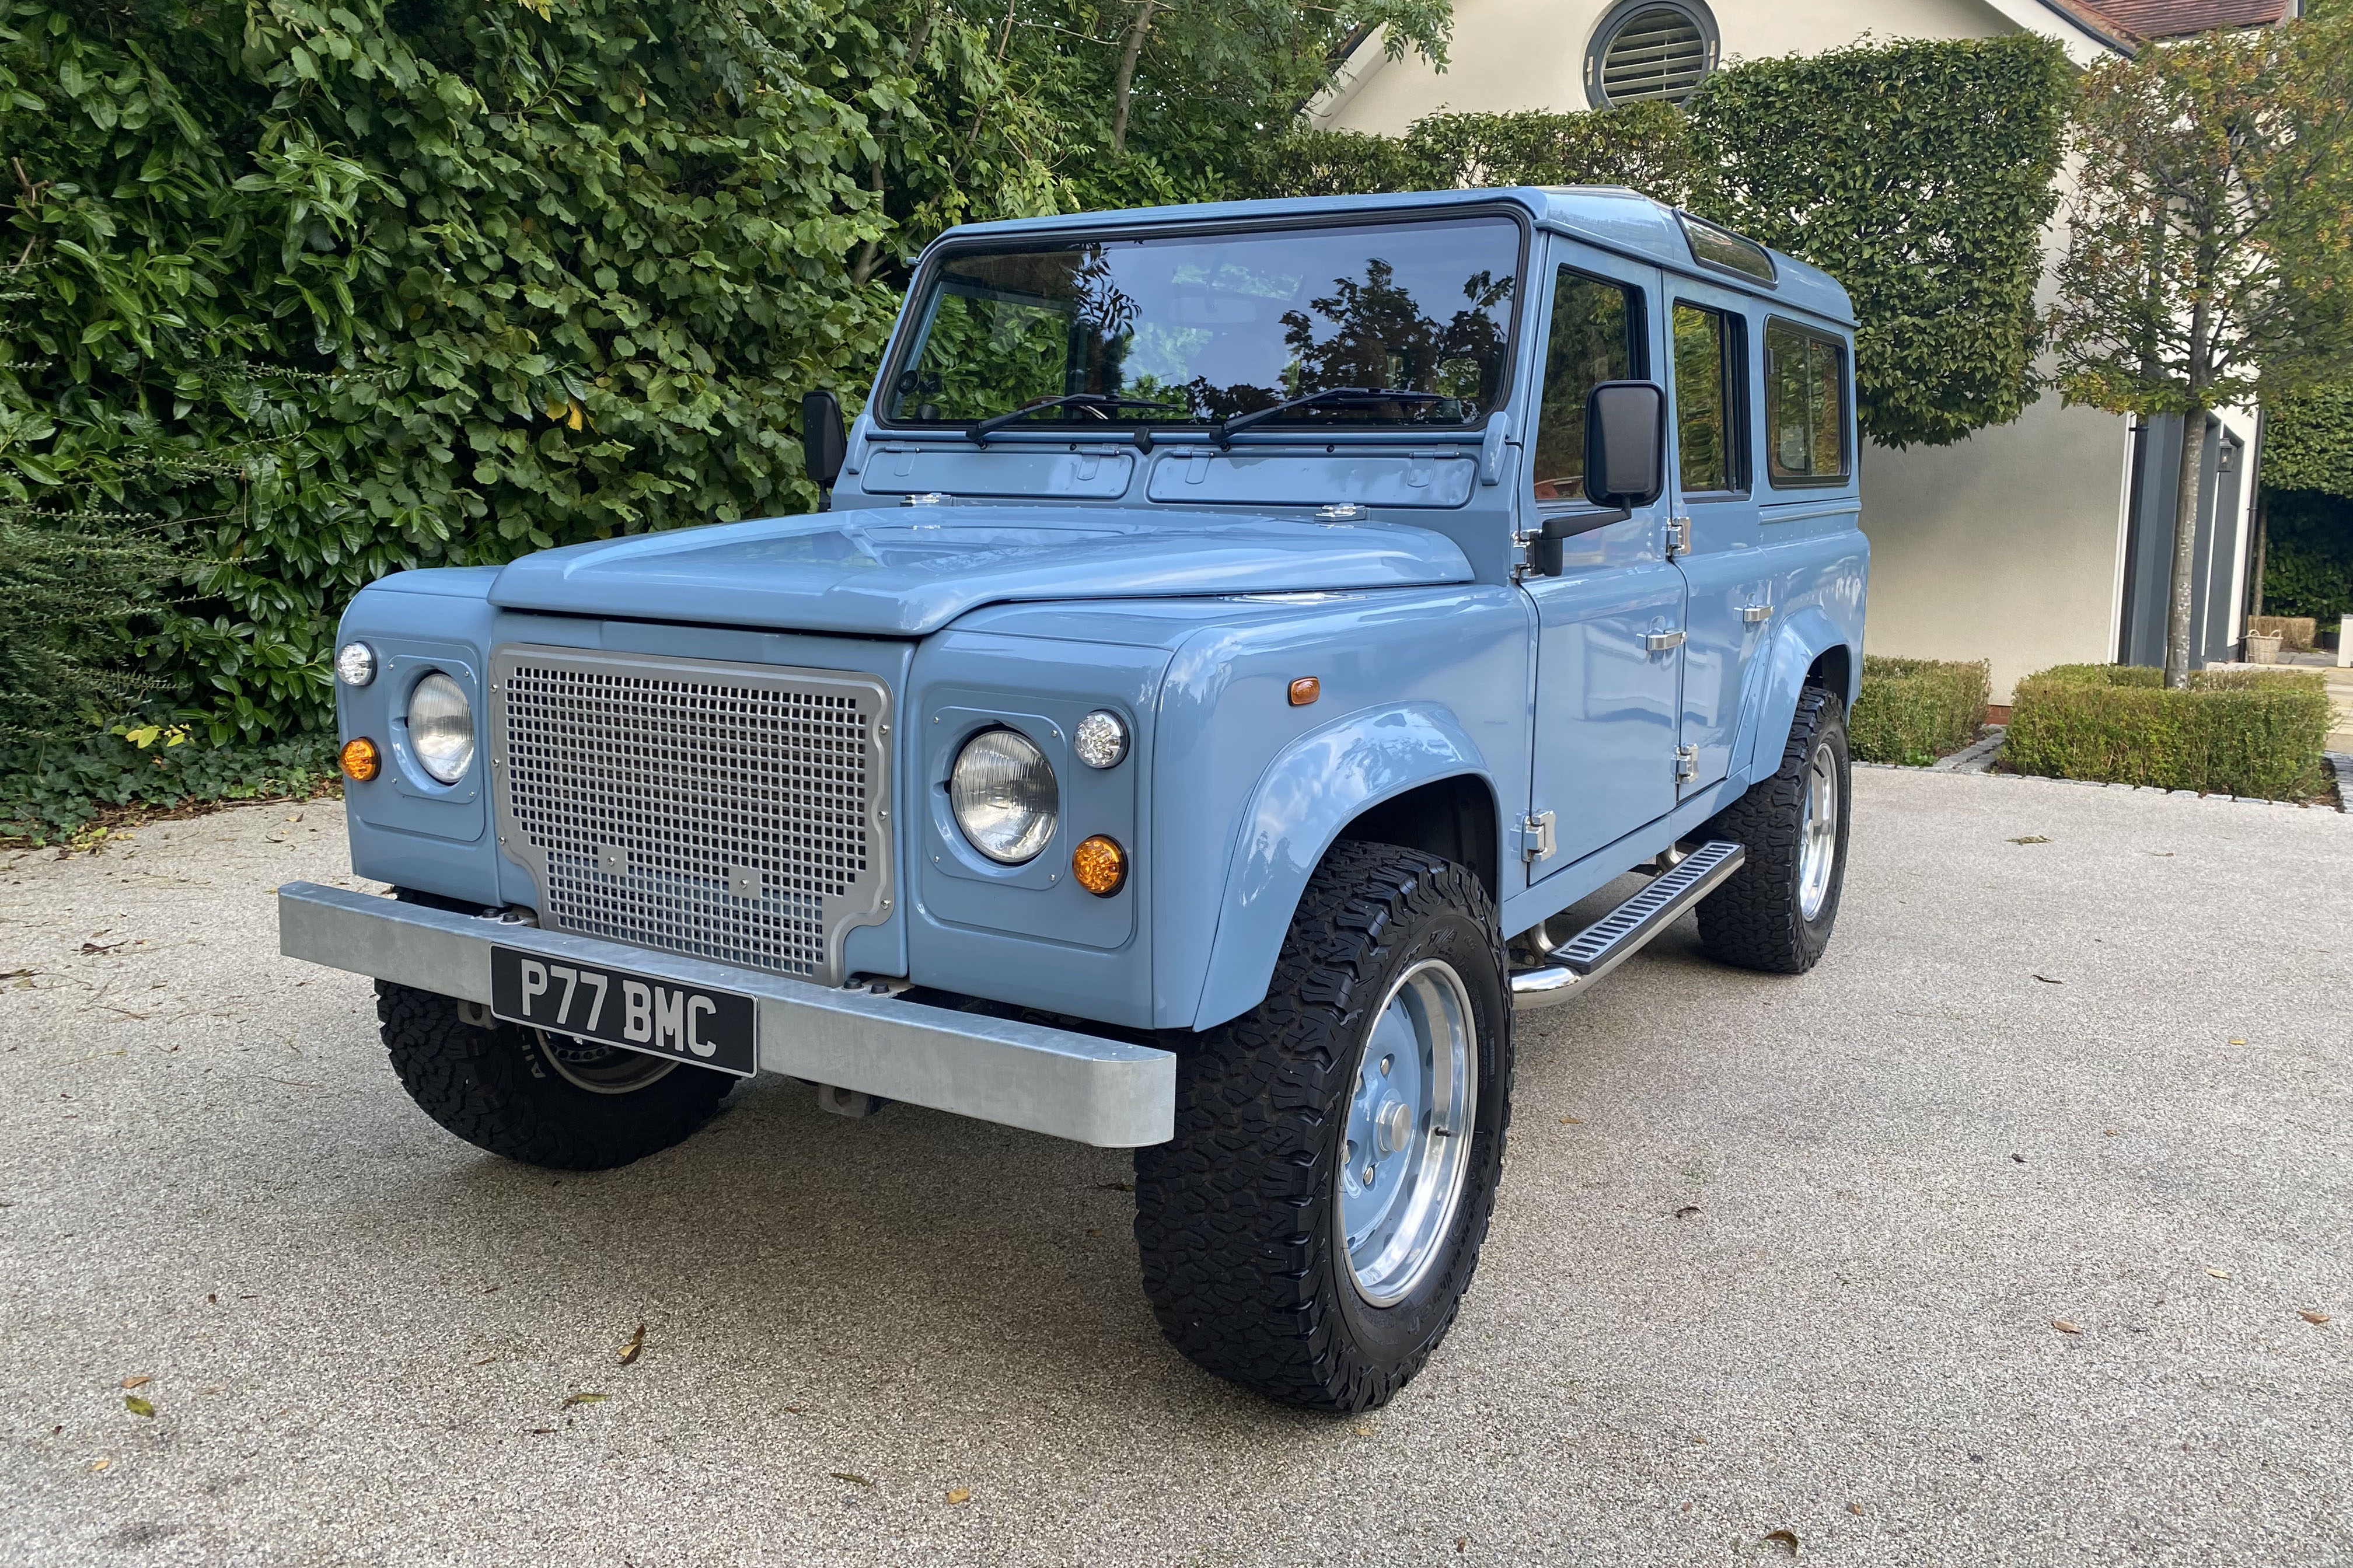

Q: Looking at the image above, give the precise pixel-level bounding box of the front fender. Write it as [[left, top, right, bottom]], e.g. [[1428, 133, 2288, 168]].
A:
[[1188, 702, 1493, 1031], [1742, 606, 1858, 781]]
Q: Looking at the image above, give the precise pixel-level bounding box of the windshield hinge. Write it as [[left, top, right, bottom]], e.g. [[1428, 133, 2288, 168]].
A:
[[1518, 811, 1557, 863]]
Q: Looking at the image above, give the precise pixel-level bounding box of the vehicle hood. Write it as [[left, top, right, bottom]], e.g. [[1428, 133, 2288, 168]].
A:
[[488, 506, 1474, 636]]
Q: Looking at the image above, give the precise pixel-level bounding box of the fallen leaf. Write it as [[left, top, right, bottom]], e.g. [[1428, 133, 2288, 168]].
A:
[[2207, 1268, 2230, 1280], [1674, 1204, 1702, 1219], [120, 1377, 149, 1390], [2052, 1319, 2082, 1334], [1352, 1424, 1374, 1436], [123, 1396, 154, 1417], [2009, 835, 2049, 844], [832, 1472, 874, 1487], [472, 1356, 497, 1367], [2299, 1309, 2330, 1325], [1560, 1115, 1584, 1124], [617, 1321, 646, 1366], [90, 1458, 111, 1472], [79, 941, 125, 955], [560, 1392, 608, 1409], [526, 1427, 554, 1435], [945, 1487, 972, 1505], [2103, 1130, 2118, 1138], [1761, 1526, 1801, 1555], [2228, 1037, 2247, 1046], [1457, 1537, 1468, 1553], [2012, 1153, 2026, 1164], [205, 1293, 217, 1306], [2032, 975, 2063, 984], [1846, 1503, 1863, 1516]]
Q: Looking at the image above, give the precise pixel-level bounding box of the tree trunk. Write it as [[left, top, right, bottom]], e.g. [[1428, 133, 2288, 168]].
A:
[[2164, 407, 2208, 689], [1110, 0, 1157, 155]]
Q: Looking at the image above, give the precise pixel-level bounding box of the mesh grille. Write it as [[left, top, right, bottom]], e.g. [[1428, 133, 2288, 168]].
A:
[[1600, 7, 1710, 104], [491, 647, 891, 984]]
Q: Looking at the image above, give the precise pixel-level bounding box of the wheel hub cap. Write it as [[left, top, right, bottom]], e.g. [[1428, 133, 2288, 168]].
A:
[[1339, 959, 1479, 1306], [1797, 739, 1839, 922]]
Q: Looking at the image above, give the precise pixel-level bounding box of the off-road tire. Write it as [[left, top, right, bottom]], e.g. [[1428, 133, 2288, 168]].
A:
[[376, 980, 732, 1171], [1133, 843, 1512, 1413], [1696, 684, 1851, 974]]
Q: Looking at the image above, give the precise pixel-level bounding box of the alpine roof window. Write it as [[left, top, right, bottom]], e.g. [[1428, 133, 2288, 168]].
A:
[[1678, 212, 1776, 285]]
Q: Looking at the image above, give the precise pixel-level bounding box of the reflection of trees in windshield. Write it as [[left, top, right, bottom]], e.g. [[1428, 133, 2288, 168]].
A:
[[891, 221, 1520, 426]]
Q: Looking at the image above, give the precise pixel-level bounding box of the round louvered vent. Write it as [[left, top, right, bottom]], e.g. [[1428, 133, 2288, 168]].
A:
[[1590, 3, 1716, 107]]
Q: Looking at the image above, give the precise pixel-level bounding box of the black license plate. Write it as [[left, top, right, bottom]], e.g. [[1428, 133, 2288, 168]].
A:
[[489, 945, 757, 1077]]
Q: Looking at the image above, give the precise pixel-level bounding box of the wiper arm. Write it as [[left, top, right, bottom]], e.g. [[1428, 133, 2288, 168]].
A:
[[968, 393, 1186, 441], [1213, 386, 1449, 445]]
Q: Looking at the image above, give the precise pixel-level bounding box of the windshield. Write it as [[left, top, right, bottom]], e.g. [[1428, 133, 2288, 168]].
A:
[[885, 217, 1522, 431]]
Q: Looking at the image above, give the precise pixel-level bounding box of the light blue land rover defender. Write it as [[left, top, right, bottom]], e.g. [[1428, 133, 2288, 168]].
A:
[[283, 187, 1866, 1412]]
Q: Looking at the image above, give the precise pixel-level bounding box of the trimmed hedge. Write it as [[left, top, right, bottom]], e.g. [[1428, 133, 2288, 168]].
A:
[[2004, 663, 2331, 800], [1849, 655, 1991, 766]]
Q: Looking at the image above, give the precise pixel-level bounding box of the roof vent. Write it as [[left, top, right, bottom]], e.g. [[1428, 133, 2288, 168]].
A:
[[1587, 2, 1717, 109]]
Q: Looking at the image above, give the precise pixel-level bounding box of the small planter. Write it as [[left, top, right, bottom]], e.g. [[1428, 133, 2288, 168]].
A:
[[2244, 633, 2282, 665]]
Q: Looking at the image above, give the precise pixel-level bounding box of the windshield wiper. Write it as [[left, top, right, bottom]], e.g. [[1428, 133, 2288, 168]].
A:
[[1213, 386, 1450, 445], [968, 393, 1186, 441]]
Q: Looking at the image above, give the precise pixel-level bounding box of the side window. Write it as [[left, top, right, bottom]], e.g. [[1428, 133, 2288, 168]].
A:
[[1671, 301, 1742, 493], [1765, 319, 1850, 485], [1531, 267, 1642, 502]]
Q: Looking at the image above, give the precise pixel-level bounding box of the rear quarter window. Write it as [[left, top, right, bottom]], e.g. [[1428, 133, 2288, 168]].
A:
[[1764, 319, 1849, 486]]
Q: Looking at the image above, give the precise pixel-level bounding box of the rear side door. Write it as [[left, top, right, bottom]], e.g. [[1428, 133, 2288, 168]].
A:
[[1664, 277, 1773, 794], [1523, 241, 1685, 875]]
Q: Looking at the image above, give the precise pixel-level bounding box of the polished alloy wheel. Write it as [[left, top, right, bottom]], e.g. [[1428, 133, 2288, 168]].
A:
[[536, 1028, 678, 1095], [1796, 739, 1839, 921], [1339, 959, 1479, 1305]]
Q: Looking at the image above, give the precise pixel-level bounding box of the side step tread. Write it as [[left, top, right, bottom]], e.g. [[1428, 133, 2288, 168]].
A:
[[1509, 840, 1745, 1008]]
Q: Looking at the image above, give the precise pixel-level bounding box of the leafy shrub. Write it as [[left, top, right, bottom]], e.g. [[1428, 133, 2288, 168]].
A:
[[2004, 663, 2331, 800], [2259, 489, 2353, 623], [2248, 615, 2317, 651], [0, 729, 340, 846], [0, 515, 180, 743], [1849, 655, 1991, 766]]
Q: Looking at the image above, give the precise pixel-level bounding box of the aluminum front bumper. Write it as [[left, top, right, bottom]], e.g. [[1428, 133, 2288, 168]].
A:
[[277, 883, 1174, 1147]]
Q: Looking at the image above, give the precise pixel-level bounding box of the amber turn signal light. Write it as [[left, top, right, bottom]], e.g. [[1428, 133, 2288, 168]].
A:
[[339, 736, 382, 783], [1071, 834, 1127, 897], [1288, 676, 1320, 706]]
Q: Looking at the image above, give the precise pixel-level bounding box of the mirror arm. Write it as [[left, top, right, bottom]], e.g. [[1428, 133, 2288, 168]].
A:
[[1523, 502, 1632, 578]]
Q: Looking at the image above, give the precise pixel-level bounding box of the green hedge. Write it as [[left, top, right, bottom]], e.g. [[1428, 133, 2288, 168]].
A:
[[0, 729, 340, 846], [2004, 663, 2332, 800], [1849, 655, 1991, 766]]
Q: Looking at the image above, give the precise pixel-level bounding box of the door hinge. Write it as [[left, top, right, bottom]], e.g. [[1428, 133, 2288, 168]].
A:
[[1665, 515, 1692, 558], [1518, 811, 1557, 863], [1675, 744, 1699, 781]]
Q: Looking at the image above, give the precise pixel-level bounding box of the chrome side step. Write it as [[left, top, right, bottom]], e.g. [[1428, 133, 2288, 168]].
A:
[[1509, 840, 1745, 1010]]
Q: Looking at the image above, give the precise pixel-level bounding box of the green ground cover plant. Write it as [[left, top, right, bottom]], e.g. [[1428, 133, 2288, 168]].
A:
[[2003, 663, 2331, 800], [1848, 656, 1992, 767]]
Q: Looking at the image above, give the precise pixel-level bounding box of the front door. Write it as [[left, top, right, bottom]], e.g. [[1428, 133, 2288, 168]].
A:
[[1664, 281, 1772, 794], [1525, 245, 1684, 875]]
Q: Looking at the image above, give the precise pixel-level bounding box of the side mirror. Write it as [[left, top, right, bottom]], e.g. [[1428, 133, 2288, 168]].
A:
[[1583, 380, 1666, 508], [801, 389, 847, 508]]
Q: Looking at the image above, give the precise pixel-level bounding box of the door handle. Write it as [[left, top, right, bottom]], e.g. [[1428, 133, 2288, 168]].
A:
[[1646, 630, 1687, 652], [1741, 603, 1774, 624]]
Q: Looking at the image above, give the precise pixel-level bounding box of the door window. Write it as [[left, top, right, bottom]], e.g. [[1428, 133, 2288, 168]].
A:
[[1764, 319, 1849, 484], [1671, 301, 1742, 494], [1531, 268, 1642, 502]]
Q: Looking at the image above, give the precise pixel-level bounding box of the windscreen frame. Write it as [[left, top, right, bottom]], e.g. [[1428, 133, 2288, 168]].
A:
[[873, 203, 1535, 437]]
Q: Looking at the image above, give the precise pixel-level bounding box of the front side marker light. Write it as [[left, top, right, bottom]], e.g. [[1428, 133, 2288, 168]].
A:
[[1074, 709, 1128, 770], [335, 641, 376, 687], [1072, 834, 1127, 897], [1289, 676, 1321, 706], [340, 737, 381, 782]]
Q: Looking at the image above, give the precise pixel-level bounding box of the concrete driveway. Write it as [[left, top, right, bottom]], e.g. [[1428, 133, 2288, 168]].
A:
[[2, 771, 2348, 1566]]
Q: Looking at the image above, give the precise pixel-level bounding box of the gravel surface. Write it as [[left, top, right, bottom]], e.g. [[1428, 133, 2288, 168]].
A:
[[2, 772, 2348, 1566]]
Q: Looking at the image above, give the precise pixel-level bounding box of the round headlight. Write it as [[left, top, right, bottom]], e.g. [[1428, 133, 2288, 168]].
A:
[[335, 641, 376, 687], [1073, 709, 1128, 770], [950, 727, 1057, 864], [406, 672, 476, 784]]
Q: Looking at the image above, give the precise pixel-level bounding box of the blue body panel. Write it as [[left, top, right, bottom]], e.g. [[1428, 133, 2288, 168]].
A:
[[330, 186, 1867, 1039]]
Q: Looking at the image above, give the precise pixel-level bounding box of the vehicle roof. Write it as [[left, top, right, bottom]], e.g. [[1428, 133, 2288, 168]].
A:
[[937, 187, 1856, 329]]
